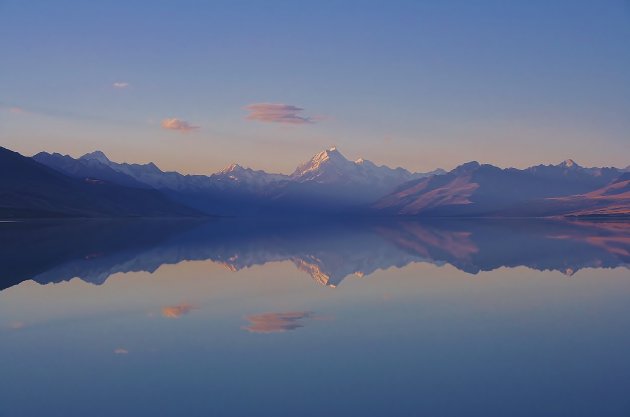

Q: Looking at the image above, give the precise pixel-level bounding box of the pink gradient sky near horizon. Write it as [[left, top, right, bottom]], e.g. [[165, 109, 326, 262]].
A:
[[1, 1, 628, 175]]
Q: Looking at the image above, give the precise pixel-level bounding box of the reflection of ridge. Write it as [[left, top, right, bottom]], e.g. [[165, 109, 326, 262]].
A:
[[376, 223, 478, 271], [379, 220, 630, 275], [0, 218, 628, 291], [547, 221, 630, 259], [0, 219, 204, 290]]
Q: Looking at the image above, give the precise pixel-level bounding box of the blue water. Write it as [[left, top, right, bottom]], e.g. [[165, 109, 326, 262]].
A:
[[1, 219, 629, 416]]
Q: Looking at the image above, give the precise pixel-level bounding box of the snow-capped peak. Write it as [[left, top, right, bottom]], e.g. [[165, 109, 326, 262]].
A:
[[219, 163, 244, 174], [291, 147, 352, 179], [289, 147, 439, 190], [211, 163, 288, 187], [80, 150, 111, 164], [315, 147, 345, 162], [560, 159, 578, 168]]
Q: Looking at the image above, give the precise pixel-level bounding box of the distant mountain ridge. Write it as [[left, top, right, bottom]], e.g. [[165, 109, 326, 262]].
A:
[[374, 159, 628, 217], [6, 144, 629, 218], [33, 151, 150, 189], [34, 146, 442, 215], [0, 147, 200, 218]]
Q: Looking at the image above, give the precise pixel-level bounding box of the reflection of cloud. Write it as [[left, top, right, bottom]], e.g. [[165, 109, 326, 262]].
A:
[[114, 348, 129, 355], [244, 103, 315, 125], [8, 321, 25, 330], [161, 118, 200, 132], [243, 311, 313, 333], [112, 82, 129, 89], [548, 222, 630, 258], [162, 303, 196, 319]]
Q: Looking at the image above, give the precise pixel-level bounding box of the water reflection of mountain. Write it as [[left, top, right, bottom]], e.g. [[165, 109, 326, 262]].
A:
[[1, 218, 628, 291]]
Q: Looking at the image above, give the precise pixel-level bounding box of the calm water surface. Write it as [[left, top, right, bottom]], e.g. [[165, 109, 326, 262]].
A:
[[1, 219, 629, 417]]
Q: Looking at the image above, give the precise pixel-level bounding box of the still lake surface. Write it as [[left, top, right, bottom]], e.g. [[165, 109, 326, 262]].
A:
[[1, 218, 629, 417]]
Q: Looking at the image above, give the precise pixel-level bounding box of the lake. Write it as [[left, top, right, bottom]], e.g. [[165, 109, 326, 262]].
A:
[[1, 218, 629, 416]]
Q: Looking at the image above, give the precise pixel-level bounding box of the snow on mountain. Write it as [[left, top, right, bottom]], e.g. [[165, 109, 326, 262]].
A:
[[33, 151, 150, 189], [24, 145, 630, 218], [560, 159, 577, 168], [70, 147, 442, 200], [291, 147, 351, 180], [79, 152, 199, 191], [78, 152, 289, 192], [211, 163, 288, 187], [80, 150, 111, 165], [527, 159, 623, 181], [291, 147, 441, 187]]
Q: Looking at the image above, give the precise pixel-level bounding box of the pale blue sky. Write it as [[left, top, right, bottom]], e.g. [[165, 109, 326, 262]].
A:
[[1, 0, 628, 174]]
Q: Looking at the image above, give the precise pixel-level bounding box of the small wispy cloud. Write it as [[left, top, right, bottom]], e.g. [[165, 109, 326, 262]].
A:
[[112, 82, 129, 89], [114, 348, 129, 355], [242, 311, 314, 333], [162, 303, 196, 319], [161, 118, 200, 132], [244, 103, 315, 125]]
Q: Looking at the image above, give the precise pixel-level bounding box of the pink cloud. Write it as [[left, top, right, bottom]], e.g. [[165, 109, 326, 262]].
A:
[[112, 82, 129, 89], [114, 348, 129, 355], [242, 311, 313, 333], [162, 303, 196, 318], [244, 103, 315, 125], [161, 118, 200, 132]]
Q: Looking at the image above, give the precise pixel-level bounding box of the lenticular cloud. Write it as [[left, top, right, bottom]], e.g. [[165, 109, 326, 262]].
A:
[[244, 103, 314, 125]]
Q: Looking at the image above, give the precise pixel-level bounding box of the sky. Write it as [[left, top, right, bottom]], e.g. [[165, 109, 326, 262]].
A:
[[1, 0, 628, 174]]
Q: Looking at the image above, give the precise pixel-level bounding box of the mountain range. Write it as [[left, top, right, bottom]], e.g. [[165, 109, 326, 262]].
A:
[[374, 159, 629, 217], [0, 144, 627, 218], [0, 147, 199, 218], [31, 146, 442, 216]]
